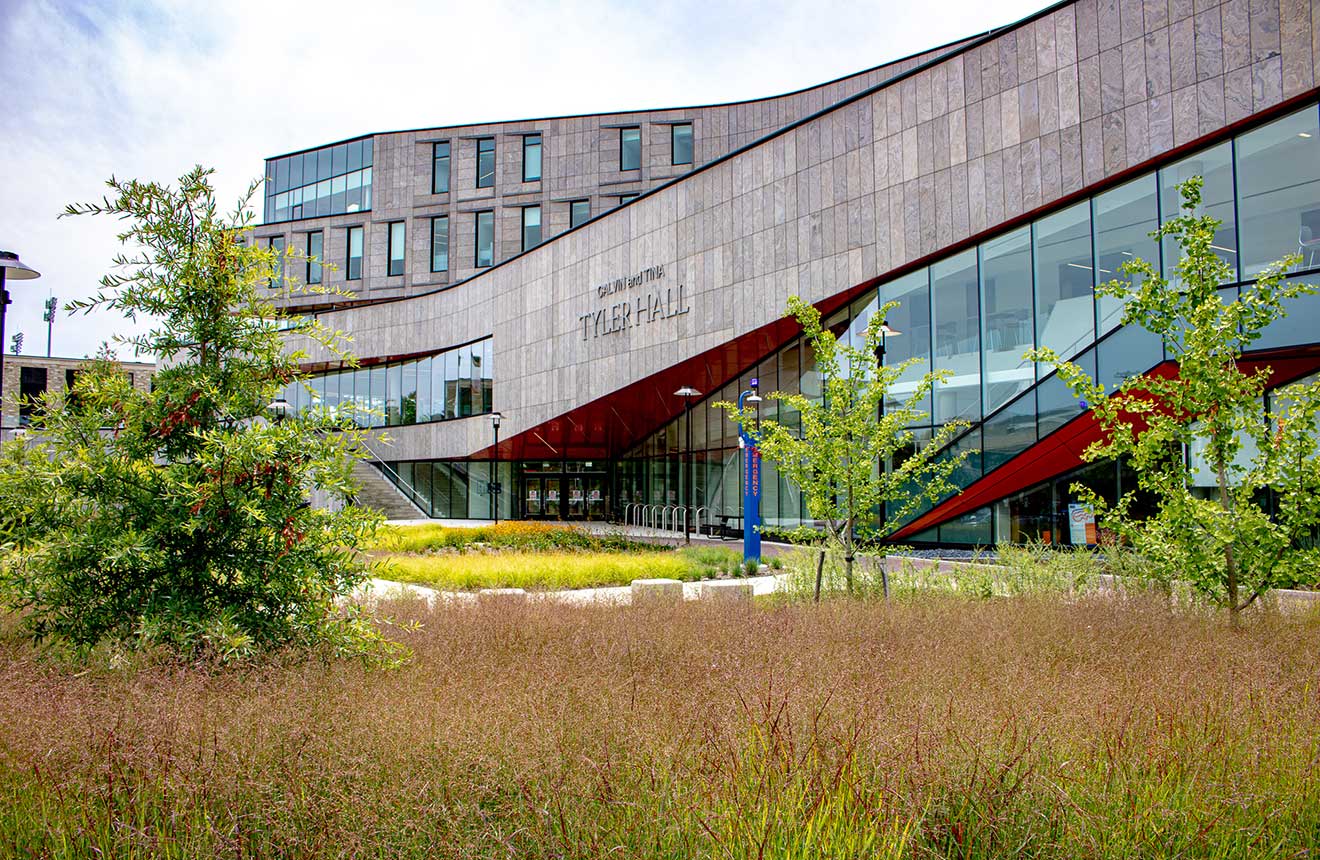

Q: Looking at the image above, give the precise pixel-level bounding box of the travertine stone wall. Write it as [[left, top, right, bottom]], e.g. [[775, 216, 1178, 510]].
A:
[[256, 39, 973, 307], [289, 0, 1319, 463]]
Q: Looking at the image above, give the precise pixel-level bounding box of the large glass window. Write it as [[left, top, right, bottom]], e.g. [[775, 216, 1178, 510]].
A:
[[476, 138, 495, 188], [1033, 201, 1094, 371], [1236, 107, 1320, 277], [1160, 141, 1237, 284], [432, 142, 450, 194], [475, 211, 494, 267], [388, 221, 406, 277], [931, 250, 981, 424], [980, 227, 1033, 414], [1093, 174, 1160, 334], [264, 137, 372, 222], [523, 134, 542, 182], [620, 127, 641, 171], [431, 216, 449, 273], [672, 123, 693, 165], [306, 231, 322, 285], [386, 363, 402, 426], [522, 206, 541, 252], [570, 199, 590, 228], [347, 226, 363, 280], [401, 361, 418, 424], [416, 357, 432, 423], [877, 269, 931, 416]]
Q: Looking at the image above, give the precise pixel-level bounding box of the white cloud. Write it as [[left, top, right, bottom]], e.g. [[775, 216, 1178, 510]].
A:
[[0, 0, 1046, 359]]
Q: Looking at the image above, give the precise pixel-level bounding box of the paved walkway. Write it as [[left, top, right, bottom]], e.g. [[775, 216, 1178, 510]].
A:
[[359, 570, 790, 608]]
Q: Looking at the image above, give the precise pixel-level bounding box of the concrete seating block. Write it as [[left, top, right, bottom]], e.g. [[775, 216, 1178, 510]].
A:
[[478, 587, 527, 607], [701, 579, 754, 603], [630, 578, 684, 607]]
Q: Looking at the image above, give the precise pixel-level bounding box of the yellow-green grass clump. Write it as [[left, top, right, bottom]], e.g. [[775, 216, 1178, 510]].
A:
[[381, 549, 711, 591]]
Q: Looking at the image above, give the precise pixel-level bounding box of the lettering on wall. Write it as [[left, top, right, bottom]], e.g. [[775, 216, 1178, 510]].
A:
[[578, 263, 691, 340]]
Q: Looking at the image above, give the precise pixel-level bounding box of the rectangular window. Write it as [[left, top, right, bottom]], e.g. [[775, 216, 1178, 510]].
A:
[[430, 215, 449, 273], [980, 226, 1034, 415], [570, 199, 590, 228], [476, 138, 495, 188], [347, 225, 363, 280], [1160, 141, 1237, 285], [306, 231, 322, 285], [671, 123, 693, 165], [388, 221, 406, 277], [432, 142, 450, 194], [523, 134, 542, 182], [1236, 107, 1320, 278], [266, 236, 286, 287], [19, 366, 46, 425], [618, 194, 639, 206], [620, 127, 641, 171], [475, 210, 494, 267], [522, 205, 542, 252]]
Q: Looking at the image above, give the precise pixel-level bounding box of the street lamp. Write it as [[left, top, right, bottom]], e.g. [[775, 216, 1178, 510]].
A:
[[489, 411, 503, 525], [0, 251, 42, 428], [674, 385, 701, 543], [737, 378, 763, 567], [266, 396, 292, 424]]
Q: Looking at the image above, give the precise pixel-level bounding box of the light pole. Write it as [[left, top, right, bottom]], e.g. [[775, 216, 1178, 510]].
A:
[[674, 385, 700, 543], [873, 321, 900, 540], [0, 251, 42, 429], [489, 411, 503, 525], [737, 379, 763, 567]]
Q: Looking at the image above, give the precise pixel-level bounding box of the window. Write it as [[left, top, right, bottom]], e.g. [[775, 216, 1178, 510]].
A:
[[931, 250, 982, 424], [475, 211, 494, 267], [1092, 175, 1160, 335], [1032, 202, 1094, 370], [980, 226, 1034, 415], [570, 199, 590, 228], [266, 236, 286, 287], [1160, 141, 1237, 284], [618, 194, 639, 205], [430, 215, 449, 273], [523, 134, 542, 182], [264, 138, 372, 222], [1235, 107, 1320, 278], [620, 127, 641, 171], [388, 221, 406, 277], [306, 231, 322, 285], [432, 142, 450, 194], [671, 123, 693, 165], [347, 226, 363, 280], [522, 206, 542, 252], [18, 366, 46, 425], [476, 138, 495, 188]]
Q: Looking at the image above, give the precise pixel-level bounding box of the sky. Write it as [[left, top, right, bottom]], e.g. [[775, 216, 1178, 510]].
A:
[[0, 0, 1048, 361]]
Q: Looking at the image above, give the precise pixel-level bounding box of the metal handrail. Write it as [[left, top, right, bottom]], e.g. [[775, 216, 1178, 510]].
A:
[[358, 435, 428, 515]]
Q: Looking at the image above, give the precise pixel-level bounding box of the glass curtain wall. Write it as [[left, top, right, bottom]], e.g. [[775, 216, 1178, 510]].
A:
[[283, 337, 493, 428], [620, 103, 1320, 543]]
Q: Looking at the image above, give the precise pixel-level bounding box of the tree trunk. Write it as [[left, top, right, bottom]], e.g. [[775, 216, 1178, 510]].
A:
[[814, 549, 825, 603], [844, 552, 854, 593], [1215, 451, 1240, 622]]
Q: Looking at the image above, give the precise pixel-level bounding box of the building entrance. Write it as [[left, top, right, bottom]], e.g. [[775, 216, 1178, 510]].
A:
[[519, 462, 609, 521]]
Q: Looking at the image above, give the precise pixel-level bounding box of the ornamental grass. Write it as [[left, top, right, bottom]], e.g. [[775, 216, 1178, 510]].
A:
[[3, 594, 1319, 858]]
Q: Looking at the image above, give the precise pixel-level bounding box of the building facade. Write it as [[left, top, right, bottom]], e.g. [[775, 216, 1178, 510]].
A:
[[265, 0, 1320, 545], [1, 354, 156, 430]]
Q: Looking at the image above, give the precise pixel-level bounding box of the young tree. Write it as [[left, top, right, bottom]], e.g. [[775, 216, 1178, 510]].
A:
[[1029, 176, 1320, 617], [720, 296, 971, 594], [0, 167, 389, 659]]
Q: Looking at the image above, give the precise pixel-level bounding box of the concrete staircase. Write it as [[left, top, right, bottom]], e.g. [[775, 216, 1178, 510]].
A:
[[349, 459, 427, 520]]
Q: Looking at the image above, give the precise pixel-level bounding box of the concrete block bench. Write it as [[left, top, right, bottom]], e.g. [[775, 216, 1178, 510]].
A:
[[701, 579, 754, 603], [478, 587, 528, 607], [630, 578, 684, 607]]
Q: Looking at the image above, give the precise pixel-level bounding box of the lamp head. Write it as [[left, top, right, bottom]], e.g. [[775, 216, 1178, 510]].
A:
[[266, 397, 292, 421], [490, 411, 502, 429], [0, 251, 41, 280], [673, 385, 700, 398]]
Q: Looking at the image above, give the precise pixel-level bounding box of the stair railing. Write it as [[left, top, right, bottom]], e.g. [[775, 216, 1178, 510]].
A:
[[356, 436, 428, 515]]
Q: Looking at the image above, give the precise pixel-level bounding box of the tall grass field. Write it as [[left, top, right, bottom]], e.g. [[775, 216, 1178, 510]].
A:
[[3, 593, 1320, 857]]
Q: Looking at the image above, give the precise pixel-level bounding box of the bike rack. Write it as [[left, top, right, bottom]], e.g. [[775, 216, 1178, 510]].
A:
[[692, 506, 708, 536]]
